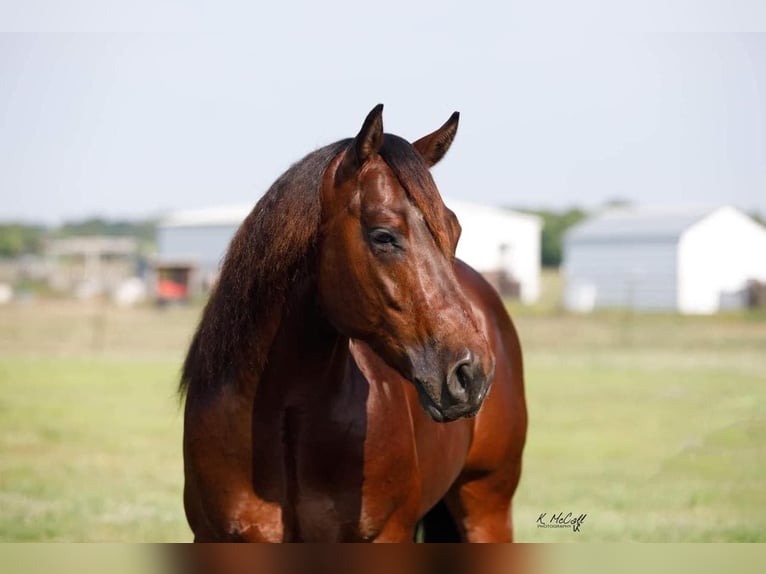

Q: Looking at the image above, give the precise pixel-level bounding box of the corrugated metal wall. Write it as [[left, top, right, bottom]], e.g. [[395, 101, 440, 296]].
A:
[[564, 239, 678, 311], [157, 225, 238, 272]]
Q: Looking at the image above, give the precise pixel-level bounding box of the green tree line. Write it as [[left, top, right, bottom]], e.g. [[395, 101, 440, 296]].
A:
[[516, 208, 588, 268], [0, 218, 157, 258], [0, 224, 47, 258]]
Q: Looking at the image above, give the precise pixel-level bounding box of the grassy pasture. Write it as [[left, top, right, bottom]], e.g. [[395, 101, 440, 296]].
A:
[[0, 302, 195, 541], [0, 286, 765, 541]]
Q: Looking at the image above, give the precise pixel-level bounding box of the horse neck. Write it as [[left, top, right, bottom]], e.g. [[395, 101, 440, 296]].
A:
[[256, 272, 350, 402]]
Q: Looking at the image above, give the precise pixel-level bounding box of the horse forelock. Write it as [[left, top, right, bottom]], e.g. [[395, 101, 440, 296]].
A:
[[378, 134, 453, 255]]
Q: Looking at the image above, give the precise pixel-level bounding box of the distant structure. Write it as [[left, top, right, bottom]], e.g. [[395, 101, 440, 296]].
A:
[[154, 205, 250, 302], [445, 200, 541, 304], [46, 236, 139, 299], [157, 200, 542, 303], [563, 206, 766, 314]]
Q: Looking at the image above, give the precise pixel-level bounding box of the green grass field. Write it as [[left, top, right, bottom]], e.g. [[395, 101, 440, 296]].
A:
[[1, 280, 765, 541]]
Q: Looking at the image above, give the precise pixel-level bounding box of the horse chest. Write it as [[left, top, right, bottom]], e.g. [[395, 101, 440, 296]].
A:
[[247, 374, 425, 541]]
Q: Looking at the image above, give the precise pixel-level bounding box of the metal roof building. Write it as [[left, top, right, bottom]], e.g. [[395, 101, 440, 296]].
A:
[[563, 205, 766, 314], [157, 199, 542, 303]]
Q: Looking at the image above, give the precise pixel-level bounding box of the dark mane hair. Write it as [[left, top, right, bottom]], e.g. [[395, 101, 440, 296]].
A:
[[180, 139, 350, 396], [180, 134, 451, 397]]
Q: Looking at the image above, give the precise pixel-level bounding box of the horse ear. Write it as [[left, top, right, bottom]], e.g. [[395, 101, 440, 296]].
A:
[[355, 103, 385, 161], [413, 111, 459, 168], [336, 104, 384, 183]]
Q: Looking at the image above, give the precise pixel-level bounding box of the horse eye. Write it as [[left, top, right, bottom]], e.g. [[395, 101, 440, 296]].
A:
[[368, 228, 399, 249], [371, 230, 394, 244]]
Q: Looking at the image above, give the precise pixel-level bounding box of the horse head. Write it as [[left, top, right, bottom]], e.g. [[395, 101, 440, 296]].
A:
[[317, 105, 495, 422]]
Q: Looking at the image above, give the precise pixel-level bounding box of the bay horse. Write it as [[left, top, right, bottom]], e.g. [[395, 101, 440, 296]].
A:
[[180, 105, 527, 542]]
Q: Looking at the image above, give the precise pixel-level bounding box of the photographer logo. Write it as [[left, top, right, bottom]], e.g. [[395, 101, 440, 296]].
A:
[[536, 512, 587, 533]]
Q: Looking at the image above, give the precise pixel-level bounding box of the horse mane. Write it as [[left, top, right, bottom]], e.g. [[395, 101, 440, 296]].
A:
[[180, 139, 350, 397], [180, 134, 451, 397]]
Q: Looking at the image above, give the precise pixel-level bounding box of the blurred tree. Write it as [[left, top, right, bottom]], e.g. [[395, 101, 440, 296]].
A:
[[54, 218, 157, 243], [513, 208, 588, 268], [0, 218, 158, 258], [55, 218, 158, 255], [0, 224, 46, 257]]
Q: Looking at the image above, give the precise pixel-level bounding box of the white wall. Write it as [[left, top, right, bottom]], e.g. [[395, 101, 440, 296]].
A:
[[678, 207, 766, 314], [564, 240, 679, 311], [448, 201, 541, 303]]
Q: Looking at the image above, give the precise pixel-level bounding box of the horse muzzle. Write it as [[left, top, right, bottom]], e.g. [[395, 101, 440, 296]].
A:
[[411, 349, 495, 423]]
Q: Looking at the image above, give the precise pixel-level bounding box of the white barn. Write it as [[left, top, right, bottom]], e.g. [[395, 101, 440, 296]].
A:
[[563, 205, 766, 314], [445, 200, 541, 303], [157, 199, 542, 303]]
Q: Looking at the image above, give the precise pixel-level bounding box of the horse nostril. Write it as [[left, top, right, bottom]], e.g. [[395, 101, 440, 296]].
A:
[[447, 353, 476, 402], [456, 363, 471, 390]]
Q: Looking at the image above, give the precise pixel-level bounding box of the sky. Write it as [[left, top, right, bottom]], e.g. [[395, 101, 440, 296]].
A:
[[1, 1, 766, 224]]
